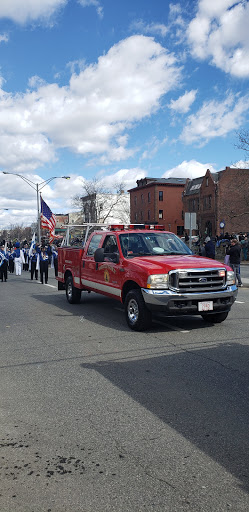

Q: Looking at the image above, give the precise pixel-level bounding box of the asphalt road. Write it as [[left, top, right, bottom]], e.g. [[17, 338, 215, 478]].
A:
[[1, 269, 249, 512]]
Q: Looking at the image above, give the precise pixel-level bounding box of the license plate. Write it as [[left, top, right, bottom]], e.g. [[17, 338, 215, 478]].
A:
[[198, 301, 213, 312]]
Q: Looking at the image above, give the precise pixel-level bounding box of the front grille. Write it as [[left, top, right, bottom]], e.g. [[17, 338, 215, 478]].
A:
[[169, 268, 226, 293]]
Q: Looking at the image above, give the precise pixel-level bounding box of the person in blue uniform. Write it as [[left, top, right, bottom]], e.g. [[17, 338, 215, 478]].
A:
[[13, 242, 25, 275], [30, 248, 39, 280], [38, 246, 49, 284], [8, 248, 15, 273], [0, 243, 8, 282], [23, 244, 29, 271]]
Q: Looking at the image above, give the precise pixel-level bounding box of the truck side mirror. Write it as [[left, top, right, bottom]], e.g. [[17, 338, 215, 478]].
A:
[[109, 252, 119, 264], [94, 248, 105, 262]]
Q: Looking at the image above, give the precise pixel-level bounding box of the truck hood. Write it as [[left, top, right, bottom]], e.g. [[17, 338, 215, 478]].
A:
[[127, 254, 227, 273]]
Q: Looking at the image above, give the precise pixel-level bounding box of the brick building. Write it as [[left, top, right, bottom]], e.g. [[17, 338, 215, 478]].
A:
[[183, 167, 249, 237], [128, 177, 186, 235]]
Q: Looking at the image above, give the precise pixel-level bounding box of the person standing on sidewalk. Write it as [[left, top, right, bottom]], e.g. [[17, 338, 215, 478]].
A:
[[226, 238, 243, 287], [241, 235, 248, 261]]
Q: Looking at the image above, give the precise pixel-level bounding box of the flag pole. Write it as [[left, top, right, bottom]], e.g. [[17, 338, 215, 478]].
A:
[[37, 187, 41, 244]]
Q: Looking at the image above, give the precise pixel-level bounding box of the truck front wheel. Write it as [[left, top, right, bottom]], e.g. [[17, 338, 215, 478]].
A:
[[66, 276, 81, 304], [124, 289, 152, 331], [201, 311, 228, 323]]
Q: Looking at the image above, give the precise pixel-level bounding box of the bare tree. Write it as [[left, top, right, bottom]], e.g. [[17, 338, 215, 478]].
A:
[[0, 224, 32, 244], [72, 178, 130, 224], [235, 130, 249, 156]]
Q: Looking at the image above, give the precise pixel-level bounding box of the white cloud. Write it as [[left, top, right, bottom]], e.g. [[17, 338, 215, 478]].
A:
[[0, 0, 67, 24], [0, 36, 182, 172], [187, 0, 249, 77], [0, 33, 9, 43], [0, 133, 56, 173], [78, 0, 103, 18], [28, 75, 47, 89], [180, 93, 249, 145], [141, 136, 168, 160], [169, 90, 197, 113], [97, 168, 146, 191], [169, 3, 186, 27], [130, 20, 168, 37], [162, 160, 216, 179], [231, 160, 249, 169]]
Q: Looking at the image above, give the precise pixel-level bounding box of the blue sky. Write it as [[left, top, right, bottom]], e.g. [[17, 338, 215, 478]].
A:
[[0, 0, 249, 227]]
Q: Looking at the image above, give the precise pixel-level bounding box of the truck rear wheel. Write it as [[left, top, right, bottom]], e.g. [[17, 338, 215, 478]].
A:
[[201, 311, 228, 323], [124, 289, 152, 331], [66, 276, 81, 304]]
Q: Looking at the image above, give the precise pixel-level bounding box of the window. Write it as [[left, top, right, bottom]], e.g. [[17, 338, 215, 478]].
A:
[[102, 235, 118, 254], [188, 199, 196, 211], [141, 194, 143, 203], [206, 177, 209, 186], [134, 196, 137, 206], [148, 192, 151, 203], [87, 234, 102, 256], [159, 210, 163, 219], [140, 211, 143, 220], [203, 195, 212, 210], [159, 191, 163, 201], [148, 210, 150, 220], [135, 212, 138, 221]]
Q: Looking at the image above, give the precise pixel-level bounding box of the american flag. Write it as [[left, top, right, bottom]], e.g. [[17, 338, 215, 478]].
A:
[[40, 196, 57, 232], [49, 230, 63, 244]]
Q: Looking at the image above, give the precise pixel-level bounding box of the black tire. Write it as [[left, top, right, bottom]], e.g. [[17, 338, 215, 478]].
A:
[[66, 276, 81, 304], [201, 311, 228, 323], [124, 289, 152, 331]]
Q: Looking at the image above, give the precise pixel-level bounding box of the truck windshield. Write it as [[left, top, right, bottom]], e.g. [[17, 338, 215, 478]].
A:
[[119, 233, 192, 258]]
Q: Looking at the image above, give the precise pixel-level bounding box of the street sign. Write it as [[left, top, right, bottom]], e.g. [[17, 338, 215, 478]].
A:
[[184, 212, 197, 230]]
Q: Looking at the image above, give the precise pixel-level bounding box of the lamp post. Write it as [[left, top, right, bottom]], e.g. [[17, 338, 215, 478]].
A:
[[2, 172, 70, 244]]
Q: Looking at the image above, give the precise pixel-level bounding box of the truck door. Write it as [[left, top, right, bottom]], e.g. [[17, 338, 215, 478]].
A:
[[81, 233, 104, 289], [93, 234, 122, 300]]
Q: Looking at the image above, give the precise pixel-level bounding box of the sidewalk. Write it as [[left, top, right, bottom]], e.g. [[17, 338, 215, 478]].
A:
[[240, 262, 249, 288]]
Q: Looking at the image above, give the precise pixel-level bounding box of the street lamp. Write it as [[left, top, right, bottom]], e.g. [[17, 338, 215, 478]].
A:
[[2, 172, 70, 243]]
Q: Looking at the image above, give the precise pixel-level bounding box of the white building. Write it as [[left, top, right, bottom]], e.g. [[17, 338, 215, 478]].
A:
[[81, 192, 130, 225]]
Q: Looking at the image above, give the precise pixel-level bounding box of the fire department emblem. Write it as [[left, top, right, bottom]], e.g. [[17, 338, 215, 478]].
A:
[[104, 269, 110, 282]]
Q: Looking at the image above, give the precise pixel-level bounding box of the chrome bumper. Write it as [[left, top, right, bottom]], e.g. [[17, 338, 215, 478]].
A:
[[141, 285, 238, 314]]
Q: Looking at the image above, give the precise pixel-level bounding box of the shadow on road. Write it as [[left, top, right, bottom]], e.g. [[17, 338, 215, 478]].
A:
[[80, 342, 249, 494], [31, 289, 215, 333]]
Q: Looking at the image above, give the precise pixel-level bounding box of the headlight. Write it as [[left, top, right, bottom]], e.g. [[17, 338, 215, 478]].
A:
[[147, 274, 169, 289], [227, 270, 235, 285]]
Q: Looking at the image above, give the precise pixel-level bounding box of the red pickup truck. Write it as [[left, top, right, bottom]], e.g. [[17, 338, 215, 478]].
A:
[[57, 225, 237, 331]]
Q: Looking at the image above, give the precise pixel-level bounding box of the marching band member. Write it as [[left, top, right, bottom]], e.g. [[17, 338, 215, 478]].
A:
[[13, 242, 25, 276], [0, 243, 8, 282], [30, 248, 39, 280], [37, 246, 49, 284]]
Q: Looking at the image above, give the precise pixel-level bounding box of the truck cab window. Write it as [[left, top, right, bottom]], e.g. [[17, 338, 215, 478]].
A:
[[102, 235, 119, 254], [87, 234, 102, 256]]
